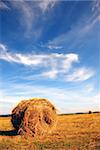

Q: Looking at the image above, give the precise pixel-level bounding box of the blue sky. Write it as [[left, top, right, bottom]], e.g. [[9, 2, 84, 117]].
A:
[[0, 0, 100, 114]]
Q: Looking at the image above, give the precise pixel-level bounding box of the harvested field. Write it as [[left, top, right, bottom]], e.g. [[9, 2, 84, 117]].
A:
[[0, 113, 100, 150]]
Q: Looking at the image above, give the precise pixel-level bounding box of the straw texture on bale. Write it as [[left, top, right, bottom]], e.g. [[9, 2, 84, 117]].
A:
[[11, 98, 57, 137]]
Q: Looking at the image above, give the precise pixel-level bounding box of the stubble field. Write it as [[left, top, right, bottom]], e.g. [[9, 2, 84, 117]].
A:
[[0, 113, 100, 150]]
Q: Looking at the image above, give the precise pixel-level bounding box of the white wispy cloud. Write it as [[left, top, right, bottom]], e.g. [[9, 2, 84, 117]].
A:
[[0, 49, 78, 68], [41, 42, 62, 50], [66, 67, 95, 82], [80, 0, 100, 34], [92, 0, 100, 13], [47, 1, 100, 50], [81, 15, 100, 34], [9, 0, 57, 37], [85, 84, 94, 93], [0, 1, 9, 10], [0, 83, 99, 114], [62, 53, 78, 71], [0, 43, 80, 80], [41, 69, 58, 79], [0, 43, 7, 51], [48, 45, 62, 50], [0, 43, 95, 81], [40, 53, 79, 79], [10, 1, 34, 34], [37, 0, 57, 13]]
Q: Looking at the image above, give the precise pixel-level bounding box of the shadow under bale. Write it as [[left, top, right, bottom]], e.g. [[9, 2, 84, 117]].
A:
[[11, 98, 57, 137], [0, 130, 18, 136]]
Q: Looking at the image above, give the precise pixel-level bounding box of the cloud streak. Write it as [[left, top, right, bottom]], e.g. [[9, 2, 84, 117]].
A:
[[0, 43, 78, 75], [9, 0, 57, 37], [37, 0, 57, 13], [10, 1, 34, 35], [0, 1, 9, 10], [0, 83, 99, 114], [41, 43, 62, 50], [66, 67, 95, 82], [46, 1, 100, 50], [0, 47, 78, 68], [0, 43, 95, 82]]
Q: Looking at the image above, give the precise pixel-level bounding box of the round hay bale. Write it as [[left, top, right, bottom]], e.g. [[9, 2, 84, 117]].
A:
[[11, 98, 57, 137]]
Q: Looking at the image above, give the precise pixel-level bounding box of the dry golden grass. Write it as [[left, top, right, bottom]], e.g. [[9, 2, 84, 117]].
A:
[[11, 98, 57, 137], [0, 113, 100, 150]]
